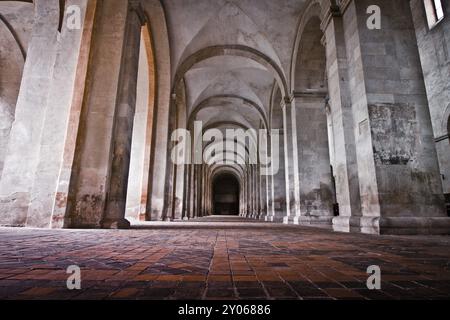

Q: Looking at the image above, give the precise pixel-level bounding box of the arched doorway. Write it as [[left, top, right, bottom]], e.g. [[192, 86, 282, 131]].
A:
[[213, 173, 240, 216]]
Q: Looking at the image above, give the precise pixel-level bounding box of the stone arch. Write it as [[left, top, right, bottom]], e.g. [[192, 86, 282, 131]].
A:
[[174, 45, 289, 99], [290, 0, 325, 93], [188, 95, 269, 131], [291, 3, 334, 219]]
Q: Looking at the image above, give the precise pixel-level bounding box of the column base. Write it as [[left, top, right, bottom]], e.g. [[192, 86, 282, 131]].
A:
[[333, 216, 450, 235], [0, 193, 29, 227], [101, 218, 131, 229], [265, 215, 284, 223], [284, 215, 333, 227]]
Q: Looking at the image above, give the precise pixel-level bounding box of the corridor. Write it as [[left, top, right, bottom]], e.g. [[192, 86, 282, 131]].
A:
[[0, 218, 449, 300]]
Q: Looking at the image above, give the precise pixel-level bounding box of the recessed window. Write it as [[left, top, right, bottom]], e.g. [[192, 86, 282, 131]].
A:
[[424, 0, 445, 29]]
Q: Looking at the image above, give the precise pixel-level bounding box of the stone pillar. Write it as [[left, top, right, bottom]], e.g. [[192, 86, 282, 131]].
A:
[[0, 0, 59, 226], [126, 28, 154, 222], [24, 0, 94, 228], [248, 165, 255, 218], [188, 164, 195, 219], [342, 0, 450, 234], [246, 167, 251, 217], [239, 181, 245, 217], [198, 165, 203, 217], [293, 94, 334, 226], [65, 0, 133, 228], [410, 0, 450, 210], [198, 164, 203, 217], [162, 97, 178, 222], [264, 132, 275, 221], [244, 176, 248, 216], [322, 11, 363, 232], [182, 164, 189, 220], [205, 167, 210, 215], [240, 175, 246, 216], [103, 1, 145, 228], [282, 100, 300, 223], [252, 165, 257, 217], [267, 128, 286, 222], [173, 163, 184, 221], [256, 165, 262, 218], [260, 166, 268, 220], [0, 4, 28, 178], [202, 165, 207, 216]]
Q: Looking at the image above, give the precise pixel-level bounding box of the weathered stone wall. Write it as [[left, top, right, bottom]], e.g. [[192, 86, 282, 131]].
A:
[[410, 0, 450, 199], [341, 0, 446, 233], [0, 2, 34, 177]]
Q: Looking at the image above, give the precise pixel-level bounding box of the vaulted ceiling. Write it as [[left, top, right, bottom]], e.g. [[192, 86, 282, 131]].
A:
[[160, 0, 315, 179], [163, 0, 309, 130]]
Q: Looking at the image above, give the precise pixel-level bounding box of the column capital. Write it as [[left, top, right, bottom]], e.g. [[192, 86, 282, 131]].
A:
[[320, 3, 342, 31], [280, 97, 293, 110], [292, 90, 328, 99]]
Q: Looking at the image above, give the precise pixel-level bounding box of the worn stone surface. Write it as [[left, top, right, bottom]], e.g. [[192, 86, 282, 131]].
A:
[[410, 0, 450, 199], [0, 2, 33, 178]]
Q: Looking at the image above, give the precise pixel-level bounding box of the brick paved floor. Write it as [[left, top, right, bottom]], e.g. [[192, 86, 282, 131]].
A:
[[0, 216, 449, 300]]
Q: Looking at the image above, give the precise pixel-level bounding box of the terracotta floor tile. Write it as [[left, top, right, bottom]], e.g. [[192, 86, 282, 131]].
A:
[[1, 217, 450, 300]]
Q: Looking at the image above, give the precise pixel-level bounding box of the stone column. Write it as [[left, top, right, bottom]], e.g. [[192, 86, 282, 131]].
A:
[[267, 128, 286, 222], [65, 0, 135, 228], [342, 0, 449, 234], [173, 161, 185, 220], [103, 1, 145, 228], [198, 165, 203, 217], [0, 0, 59, 226], [252, 165, 258, 219], [247, 165, 251, 218], [162, 97, 178, 222], [246, 167, 251, 217], [182, 164, 190, 220], [281, 99, 300, 223], [0, 4, 28, 178], [260, 166, 268, 220], [125, 28, 153, 222], [244, 176, 248, 216], [25, 0, 94, 228], [293, 94, 334, 226], [240, 175, 246, 216], [322, 10, 362, 232], [263, 133, 275, 221], [256, 165, 262, 218], [188, 164, 195, 219]]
